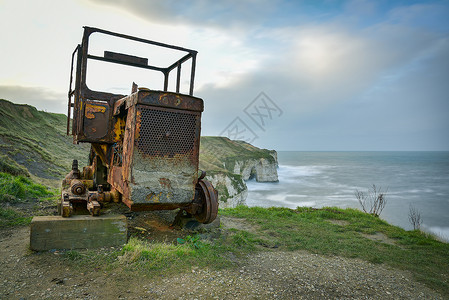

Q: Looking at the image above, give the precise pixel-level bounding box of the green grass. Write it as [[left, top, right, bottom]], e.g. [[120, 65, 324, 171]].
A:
[[0, 153, 29, 176], [0, 172, 57, 227], [0, 172, 55, 203], [0, 207, 32, 227], [220, 206, 449, 295], [51, 206, 448, 296], [120, 233, 242, 272], [0, 99, 90, 182], [60, 233, 236, 276]]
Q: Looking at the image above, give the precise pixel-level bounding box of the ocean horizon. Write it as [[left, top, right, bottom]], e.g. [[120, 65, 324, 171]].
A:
[[246, 151, 449, 242]]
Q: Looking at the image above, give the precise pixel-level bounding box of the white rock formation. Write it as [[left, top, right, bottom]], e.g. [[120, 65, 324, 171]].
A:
[[209, 152, 278, 208]]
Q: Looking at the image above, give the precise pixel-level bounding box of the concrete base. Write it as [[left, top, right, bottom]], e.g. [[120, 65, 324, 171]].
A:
[[30, 214, 128, 251]]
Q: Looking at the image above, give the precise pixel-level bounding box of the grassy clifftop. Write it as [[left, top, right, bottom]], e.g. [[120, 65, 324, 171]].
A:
[[199, 136, 278, 204], [199, 136, 276, 175], [0, 99, 89, 184]]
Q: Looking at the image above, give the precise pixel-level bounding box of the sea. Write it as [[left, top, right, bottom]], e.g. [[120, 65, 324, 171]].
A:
[[246, 151, 449, 242]]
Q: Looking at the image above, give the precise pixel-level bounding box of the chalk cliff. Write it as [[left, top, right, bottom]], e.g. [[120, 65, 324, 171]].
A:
[[199, 137, 278, 208]]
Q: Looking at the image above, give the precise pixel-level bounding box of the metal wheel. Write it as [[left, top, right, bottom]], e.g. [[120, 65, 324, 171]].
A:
[[193, 179, 218, 224]]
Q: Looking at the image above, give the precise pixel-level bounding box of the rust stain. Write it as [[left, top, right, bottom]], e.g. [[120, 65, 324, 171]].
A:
[[134, 110, 141, 141], [85, 103, 107, 119], [159, 178, 171, 189], [160, 94, 169, 105], [146, 192, 163, 203]]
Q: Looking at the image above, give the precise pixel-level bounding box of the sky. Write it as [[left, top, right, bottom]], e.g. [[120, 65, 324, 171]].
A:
[[0, 0, 448, 151]]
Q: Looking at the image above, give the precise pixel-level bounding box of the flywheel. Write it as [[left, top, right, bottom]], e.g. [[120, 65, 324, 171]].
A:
[[193, 179, 219, 224]]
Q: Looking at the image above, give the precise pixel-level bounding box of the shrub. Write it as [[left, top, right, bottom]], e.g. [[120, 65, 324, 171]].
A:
[[408, 204, 422, 230], [355, 184, 387, 217]]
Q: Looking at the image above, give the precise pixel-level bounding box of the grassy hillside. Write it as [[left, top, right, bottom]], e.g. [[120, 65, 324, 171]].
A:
[[0, 99, 90, 186], [199, 136, 277, 202]]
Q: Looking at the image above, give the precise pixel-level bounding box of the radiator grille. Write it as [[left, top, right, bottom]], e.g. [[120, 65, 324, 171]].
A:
[[136, 107, 199, 159]]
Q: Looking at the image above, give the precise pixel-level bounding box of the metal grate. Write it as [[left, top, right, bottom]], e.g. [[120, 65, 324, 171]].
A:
[[136, 107, 199, 159], [112, 142, 123, 166]]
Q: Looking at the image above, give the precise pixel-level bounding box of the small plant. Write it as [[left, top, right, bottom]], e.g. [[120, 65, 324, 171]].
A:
[[355, 184, 387, 217], [0, 172, 54, 203], [408, 204, 422, 230], [64, 250, 83, 261], [0, 207, 32, 228], [177, 235, 205, 249]]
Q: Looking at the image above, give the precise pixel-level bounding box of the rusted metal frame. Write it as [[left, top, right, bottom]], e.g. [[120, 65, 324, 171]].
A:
[[68, 45, 81, 98], [72, 44, 83, 137], [166, 52, 195, 72], [82, 90, 125, 104], [83, 26, 197, 96], [176, 63, 181, 93], [137, 90, 204, 112], [163, 71, 169, 92], [104, 51, 148, 66], [75, 27, 91, 141], [136, 104, 201, 119], [166, 52, 196, 95], [119, 104, 137, 208], [189, 53, 197, 96], [113, 97, 127, 116], [67, 44, 80, 135], [84, 26, 196, 55], [91, 143, 110, 166], [86, 54, 166, 72]]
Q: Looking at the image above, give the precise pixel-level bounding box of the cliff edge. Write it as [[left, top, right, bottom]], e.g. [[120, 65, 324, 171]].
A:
[[199, 136, 278, 208]]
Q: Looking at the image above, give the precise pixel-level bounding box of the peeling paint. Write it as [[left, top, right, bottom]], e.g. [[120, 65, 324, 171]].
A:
[[85, 103, 107, 119]]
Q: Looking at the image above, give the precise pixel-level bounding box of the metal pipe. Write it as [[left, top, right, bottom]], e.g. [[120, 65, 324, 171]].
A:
[[189, 53, 197, 96], [176, 63, 181, 93]]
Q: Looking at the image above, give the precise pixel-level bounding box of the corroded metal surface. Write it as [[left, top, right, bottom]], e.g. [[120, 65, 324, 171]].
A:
[[135, 105, 200, 159], [192, 179, 219, 224], [61, 26, 218, 224]]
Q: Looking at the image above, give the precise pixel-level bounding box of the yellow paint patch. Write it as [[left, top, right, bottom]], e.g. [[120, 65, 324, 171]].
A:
[[146, 192, 163, 203], [113, 117, 126, 142], [85, 103, 107, 119]]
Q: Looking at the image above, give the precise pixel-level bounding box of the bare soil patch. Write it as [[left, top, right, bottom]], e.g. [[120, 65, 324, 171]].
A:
[[326, 219, 350, 226], [0, 215, 445, 299], [361, 232, 398, 246]]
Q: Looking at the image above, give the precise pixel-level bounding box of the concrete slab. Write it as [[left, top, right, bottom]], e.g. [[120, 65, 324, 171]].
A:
[[30, 214, 128, 251]]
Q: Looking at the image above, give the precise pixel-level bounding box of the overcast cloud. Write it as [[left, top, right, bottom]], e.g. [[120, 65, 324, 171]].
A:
[[0, 0, 448, 150]]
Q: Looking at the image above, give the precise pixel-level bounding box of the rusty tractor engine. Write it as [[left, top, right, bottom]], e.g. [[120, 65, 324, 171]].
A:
[[62, 27, 218, 224]]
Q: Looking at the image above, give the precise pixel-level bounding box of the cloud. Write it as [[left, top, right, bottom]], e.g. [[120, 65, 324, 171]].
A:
[[0, 85, 67, 114], [1, 0, 447, 150], [88, 0, 279, 29], [196, 12, 449, 150]]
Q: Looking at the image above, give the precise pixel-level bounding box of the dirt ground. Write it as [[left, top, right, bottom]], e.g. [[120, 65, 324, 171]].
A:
[[0, 210, 445, 300]]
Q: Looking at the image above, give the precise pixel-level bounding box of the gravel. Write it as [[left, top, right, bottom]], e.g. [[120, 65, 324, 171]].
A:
[[0, 227, 445, 299]]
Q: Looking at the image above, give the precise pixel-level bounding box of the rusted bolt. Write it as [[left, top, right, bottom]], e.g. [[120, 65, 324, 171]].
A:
[[71, 180, 86, 195]]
